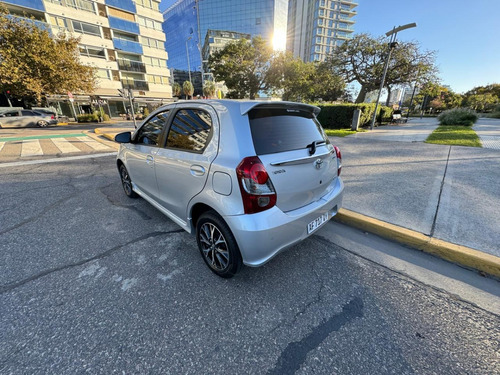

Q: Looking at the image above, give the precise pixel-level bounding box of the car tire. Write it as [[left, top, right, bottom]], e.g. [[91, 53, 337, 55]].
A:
[[37, 120, 49, 127], [119, 164, 138, 198], [196, 211, 242, 278]]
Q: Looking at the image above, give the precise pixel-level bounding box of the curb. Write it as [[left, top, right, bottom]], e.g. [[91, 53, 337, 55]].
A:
[[94, 128, 132, 141], [334, 209, 500, 278]]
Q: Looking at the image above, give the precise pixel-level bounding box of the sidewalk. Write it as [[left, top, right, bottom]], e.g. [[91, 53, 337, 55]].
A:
[[93, 118, 500, 277], [332, 117, 500, 277]]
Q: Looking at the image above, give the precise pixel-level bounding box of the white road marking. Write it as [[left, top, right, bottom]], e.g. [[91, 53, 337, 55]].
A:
[[52, 137, 81, 153], [0, 142, 4, 152], [0, 152, 117, 168], [21, 139, 43, 157], [76, 136, 112, 151]]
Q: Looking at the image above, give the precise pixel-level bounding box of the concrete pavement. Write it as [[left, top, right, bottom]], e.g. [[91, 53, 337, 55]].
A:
[[93, 118, 500, 277]]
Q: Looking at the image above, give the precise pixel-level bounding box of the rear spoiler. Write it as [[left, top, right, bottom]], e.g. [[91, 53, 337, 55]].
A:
[[239, 101, 321, 117]]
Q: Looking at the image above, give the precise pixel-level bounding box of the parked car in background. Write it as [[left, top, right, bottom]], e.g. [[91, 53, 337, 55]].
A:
[[115, 100, 344, 278], [0, 109, 58, 128]]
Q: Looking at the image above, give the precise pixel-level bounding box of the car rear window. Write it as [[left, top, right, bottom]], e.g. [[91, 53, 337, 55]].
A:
[[248, 108, 329, 155]]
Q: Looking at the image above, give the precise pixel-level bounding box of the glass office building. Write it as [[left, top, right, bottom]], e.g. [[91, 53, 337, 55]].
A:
[[287, 0, 357, 62], [163, 0, 289, 93]]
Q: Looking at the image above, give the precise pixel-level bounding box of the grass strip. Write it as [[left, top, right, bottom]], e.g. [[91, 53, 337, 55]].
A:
[[325, 128, 367, 137], [425, 125, 481, 147]]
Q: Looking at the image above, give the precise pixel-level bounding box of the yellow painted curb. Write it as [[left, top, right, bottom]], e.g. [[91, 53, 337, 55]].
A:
[[334, 208, 500, 278]]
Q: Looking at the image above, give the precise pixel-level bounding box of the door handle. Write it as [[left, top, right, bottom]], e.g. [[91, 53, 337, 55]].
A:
[[146, 155, 154, 165], [190, 165, 206, 176]]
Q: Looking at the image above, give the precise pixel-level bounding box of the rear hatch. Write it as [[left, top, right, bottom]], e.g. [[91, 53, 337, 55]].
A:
[[247, 104, 338, 213]]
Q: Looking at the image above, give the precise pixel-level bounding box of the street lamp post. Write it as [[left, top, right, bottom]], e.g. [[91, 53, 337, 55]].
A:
[[370, 22, 417, 130], [185, 35, 192, 85]]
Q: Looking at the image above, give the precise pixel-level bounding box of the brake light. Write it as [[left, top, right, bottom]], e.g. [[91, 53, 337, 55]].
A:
[[334, 146, 342, 176], [51, 115, 55, 120], [236, 156, 277, 214]]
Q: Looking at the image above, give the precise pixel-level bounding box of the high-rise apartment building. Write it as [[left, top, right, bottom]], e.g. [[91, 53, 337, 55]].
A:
[[163, 0, 288, 94], [287, 0, 357, 62], [1, 0, 172, 117]]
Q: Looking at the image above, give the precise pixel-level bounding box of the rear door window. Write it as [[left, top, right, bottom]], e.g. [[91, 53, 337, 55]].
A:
[[249, 108, 329, 155], [165, 109, 212, 152]]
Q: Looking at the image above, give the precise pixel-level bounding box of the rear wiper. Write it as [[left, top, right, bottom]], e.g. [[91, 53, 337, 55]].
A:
[[306, 140, 326, 156]]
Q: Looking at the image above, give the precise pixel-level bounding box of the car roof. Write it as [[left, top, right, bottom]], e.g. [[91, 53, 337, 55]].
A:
[[171, 99, 321, 117]]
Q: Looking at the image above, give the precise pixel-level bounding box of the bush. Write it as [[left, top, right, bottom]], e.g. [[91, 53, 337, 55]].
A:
[[102, 113, 110, 121], [438, 108, 478, 126], [77, 112, 99, 123], [316, 103, 392, 129]]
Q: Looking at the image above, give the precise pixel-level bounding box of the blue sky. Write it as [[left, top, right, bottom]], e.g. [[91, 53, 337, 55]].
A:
[[160, 0, 500, 94]]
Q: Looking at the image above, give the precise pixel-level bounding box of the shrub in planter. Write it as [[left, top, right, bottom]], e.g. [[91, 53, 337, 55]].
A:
[[77, 113, 99, 122], [438, 108, 478, 126]]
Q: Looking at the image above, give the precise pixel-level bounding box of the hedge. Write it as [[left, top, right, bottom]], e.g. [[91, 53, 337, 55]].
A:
[[437, 108, 478, 126], [77, 112, 99, 123], [316, 103, 393, 129]]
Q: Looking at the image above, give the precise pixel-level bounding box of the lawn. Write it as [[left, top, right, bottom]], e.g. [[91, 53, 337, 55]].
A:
[[325, 128, 367, 137], [425, 125, 482, 147]]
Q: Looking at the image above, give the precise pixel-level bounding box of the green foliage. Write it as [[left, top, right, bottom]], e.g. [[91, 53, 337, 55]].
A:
[[77, 112, 99, 123], [203, 81, 216, 98], [324, 128, 367, 137], [438, 108, 478, 126], [182, 81, 194, 99], [316, 103, 392, 129], [172, 82, 182, 98], [464, 93, 498, 112], [0, 6, 96, 104], [325, 33, 437, 103], [426, 125, 481, 147], [143, 107, 150, 117], [208, 36, 274, 99]]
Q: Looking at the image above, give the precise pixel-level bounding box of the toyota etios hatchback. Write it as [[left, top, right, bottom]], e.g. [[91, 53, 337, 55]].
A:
[[115, 100, 343, 278]]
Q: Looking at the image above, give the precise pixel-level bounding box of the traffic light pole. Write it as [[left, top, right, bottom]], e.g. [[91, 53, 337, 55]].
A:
[[128, 89, 137, 129]]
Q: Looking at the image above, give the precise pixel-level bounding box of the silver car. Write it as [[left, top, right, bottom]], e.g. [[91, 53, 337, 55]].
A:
[[115, 100, 344, 278], [0, 109, 58, 128]]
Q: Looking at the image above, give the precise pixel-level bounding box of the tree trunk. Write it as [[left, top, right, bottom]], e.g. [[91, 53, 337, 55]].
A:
[[385, 86, 392, 106], [355, 85, 369, 103]]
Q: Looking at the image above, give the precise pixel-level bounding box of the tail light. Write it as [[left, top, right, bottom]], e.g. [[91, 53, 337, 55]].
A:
[[236, 156, 277, 214], [334, 146, 342, 176], [51, 115, 55, 120]]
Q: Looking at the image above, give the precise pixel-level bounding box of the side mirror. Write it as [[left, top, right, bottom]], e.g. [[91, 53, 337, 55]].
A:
[[114, 132, 132, 143]]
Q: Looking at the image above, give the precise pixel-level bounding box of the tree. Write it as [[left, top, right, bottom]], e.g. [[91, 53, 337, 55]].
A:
[[0, 7, 96, 105], [208, 36, 275, 99], [325, 34, 437, 103], [172, 82, 182, 98], [466, 94, 498, 112], [265, 52, 345, 102], [203, 81, 216, 98], [182, 81, 194, 99]]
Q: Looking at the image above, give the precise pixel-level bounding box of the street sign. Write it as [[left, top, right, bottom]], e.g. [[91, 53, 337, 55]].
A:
[[68, 91, 74, 103]]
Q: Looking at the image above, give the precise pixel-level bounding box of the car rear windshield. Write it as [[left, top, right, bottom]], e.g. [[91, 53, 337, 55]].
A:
[[248, 107, 329, 155]]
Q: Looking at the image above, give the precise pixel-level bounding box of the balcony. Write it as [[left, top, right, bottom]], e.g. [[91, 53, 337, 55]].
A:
[[108, 16, 140, 34], [3, 0, 45, 11], [113, 38, 143, 54], [105, 0, 136, 13], [117, 59, 146, 73], [121, 79, 149, 91]]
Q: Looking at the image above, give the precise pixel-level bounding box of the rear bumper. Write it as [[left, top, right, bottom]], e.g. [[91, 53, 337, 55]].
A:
[[224, 177, 344, 267]]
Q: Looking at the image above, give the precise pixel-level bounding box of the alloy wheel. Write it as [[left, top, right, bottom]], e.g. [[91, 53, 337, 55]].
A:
[[199, 222, 230, 271]]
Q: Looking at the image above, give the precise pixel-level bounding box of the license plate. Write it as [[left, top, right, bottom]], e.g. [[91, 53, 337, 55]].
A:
[[307, 213, 329, 234]]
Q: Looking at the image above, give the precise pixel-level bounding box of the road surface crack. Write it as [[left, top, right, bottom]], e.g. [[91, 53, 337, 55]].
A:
[[0, 229, 183, 294]]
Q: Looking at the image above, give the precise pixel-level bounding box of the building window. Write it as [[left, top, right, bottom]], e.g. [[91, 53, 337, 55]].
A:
[[66, 0, 95, 13], [135, 0, 160, 11], [48, 15, 68, 30], [147, 75, 168, 85], [72, 20, 100, 36], [256, 17, 261, 25], [79, 45, 105, 58], [141, 36, 163, 49], [138, 16, 162, 31], [96, 69, 111, 80], [143, 57, 166, 67]]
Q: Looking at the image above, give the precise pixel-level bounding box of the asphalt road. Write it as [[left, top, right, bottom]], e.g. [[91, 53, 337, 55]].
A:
[[1, 155, 499, 374]]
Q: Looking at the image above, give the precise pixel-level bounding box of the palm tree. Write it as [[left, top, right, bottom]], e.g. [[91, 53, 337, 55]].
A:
[[203, 81, 216, 98], [183, 81, 194, 99], [172, 82, 182, 98]]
